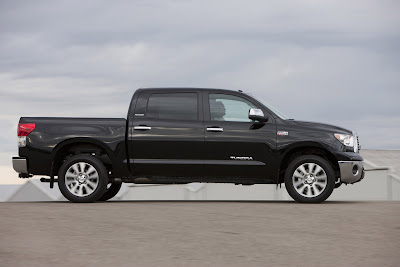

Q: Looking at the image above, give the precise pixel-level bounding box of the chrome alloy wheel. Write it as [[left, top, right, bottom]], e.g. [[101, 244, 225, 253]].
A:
[[65, 162, 99, 197], [292, 163, 328, 198]]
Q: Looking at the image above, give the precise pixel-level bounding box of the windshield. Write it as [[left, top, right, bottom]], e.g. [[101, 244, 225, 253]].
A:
[[245, 92, 290, 120]]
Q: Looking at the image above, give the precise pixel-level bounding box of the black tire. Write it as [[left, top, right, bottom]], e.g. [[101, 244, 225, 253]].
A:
[[58, 154, 108, 203], [98, 183, 122, 201], [284, 155, 335, 203]]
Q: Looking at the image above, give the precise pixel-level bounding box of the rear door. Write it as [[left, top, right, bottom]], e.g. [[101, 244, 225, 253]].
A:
[[130, 90, 204, 177], [203, 91, 276, 179]]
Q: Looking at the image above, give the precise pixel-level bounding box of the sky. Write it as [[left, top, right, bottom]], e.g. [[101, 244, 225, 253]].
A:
[[0, 0, 399, 184]]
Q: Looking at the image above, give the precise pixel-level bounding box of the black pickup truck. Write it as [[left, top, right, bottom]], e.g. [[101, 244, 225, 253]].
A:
[[12, 88, 364, 203]]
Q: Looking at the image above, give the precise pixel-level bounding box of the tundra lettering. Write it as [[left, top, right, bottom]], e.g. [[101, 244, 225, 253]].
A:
[[230, 156, 254, 160]]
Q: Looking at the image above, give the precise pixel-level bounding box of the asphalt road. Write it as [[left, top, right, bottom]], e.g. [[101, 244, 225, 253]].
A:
[[0, 201, 399, 267]]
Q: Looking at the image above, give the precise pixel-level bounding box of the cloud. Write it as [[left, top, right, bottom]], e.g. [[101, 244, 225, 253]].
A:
[[0, 0, 399, 164]]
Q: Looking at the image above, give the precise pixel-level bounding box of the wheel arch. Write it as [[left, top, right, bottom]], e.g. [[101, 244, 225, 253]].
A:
[[278, 143, 339, 184], [51, 138, 113, 176]]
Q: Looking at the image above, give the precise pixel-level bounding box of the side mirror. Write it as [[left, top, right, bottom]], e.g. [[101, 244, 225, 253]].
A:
[[249, 108, 268, 122]]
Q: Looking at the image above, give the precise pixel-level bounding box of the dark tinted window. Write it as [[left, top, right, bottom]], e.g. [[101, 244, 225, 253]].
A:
[[147, 93, 198, 120]]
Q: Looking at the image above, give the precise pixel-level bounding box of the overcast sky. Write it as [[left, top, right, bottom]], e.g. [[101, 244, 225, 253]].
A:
[[1, 0, 399, 183]]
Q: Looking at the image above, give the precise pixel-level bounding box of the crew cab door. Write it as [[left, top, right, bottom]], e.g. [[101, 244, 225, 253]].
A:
[[203, 91, 276, 179], [129, 90, 204, 177]]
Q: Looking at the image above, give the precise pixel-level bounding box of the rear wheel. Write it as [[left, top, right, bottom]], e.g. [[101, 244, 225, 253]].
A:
[[98, 183, 122, 201], [284, 155, 335, 203], [58, 155, 108, 203]]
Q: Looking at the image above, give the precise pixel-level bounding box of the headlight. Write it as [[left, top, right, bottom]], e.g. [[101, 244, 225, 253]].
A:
[[334, 133, 354, 147]]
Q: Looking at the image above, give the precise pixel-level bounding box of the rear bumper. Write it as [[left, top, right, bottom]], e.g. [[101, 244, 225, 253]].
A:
[[12, 157, 28, 174], [338, 160, 365, 184]]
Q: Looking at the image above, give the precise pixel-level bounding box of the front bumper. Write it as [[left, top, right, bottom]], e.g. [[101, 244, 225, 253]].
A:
[[338, 160, 365, 184], [12, 157, 28, 174]]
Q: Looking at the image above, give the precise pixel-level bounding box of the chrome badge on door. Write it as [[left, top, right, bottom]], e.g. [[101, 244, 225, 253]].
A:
[[277, 131, 289, 136], [230, 156, 254, 160]]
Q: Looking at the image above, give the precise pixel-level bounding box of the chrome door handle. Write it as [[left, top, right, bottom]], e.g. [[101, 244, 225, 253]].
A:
[[207, 127, 223, 132], [134, 126, 152, 131]]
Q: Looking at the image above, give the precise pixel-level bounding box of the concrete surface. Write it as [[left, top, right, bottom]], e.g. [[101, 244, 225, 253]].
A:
[[361, 149, 400, 174], [0, 201, 399, 267]]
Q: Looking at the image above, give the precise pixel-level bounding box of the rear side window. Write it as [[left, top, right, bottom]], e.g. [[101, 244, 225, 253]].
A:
[[147, 93, 198, 121]]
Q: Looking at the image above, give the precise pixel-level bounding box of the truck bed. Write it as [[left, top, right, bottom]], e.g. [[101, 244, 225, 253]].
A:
[[18, 117, 127, 176]]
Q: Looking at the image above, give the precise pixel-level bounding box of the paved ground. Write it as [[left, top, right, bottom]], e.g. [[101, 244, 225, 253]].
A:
[[0, 201, 399, 267]]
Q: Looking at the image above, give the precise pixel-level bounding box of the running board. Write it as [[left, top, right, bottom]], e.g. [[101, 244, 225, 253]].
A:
[[133, 177, 187, 184], [40, 177, 58, 183]]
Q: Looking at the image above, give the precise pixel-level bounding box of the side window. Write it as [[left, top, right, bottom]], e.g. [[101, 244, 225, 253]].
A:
[[209, 94, 257, 122], [147, 93, 198, 121]]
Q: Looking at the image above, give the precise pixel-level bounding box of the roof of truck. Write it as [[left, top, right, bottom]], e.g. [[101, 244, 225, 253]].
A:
[[138, 87, 243, 92]]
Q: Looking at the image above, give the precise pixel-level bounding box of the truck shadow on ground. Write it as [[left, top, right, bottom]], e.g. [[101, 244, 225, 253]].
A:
[[5, 200, 370, 204]]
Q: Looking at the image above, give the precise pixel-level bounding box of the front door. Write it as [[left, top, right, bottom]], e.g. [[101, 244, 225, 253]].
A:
[[204, 92, 276, 179], [130, 90, 204, 177]]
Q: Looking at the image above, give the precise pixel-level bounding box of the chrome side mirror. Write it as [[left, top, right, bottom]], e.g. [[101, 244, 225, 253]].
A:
[[249, 108, 268, 122]]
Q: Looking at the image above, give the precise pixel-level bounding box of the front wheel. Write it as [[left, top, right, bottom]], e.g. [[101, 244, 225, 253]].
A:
[[284, 155, 335, 203], [58, 155, 108, 203]]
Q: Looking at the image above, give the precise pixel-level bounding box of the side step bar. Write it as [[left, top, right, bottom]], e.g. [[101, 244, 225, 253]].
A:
[[40, 178, 58, 183], [40, 177, 187, 185]]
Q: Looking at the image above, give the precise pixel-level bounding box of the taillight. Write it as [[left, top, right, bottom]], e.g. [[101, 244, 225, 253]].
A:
[[18, 123, 35, 136]]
